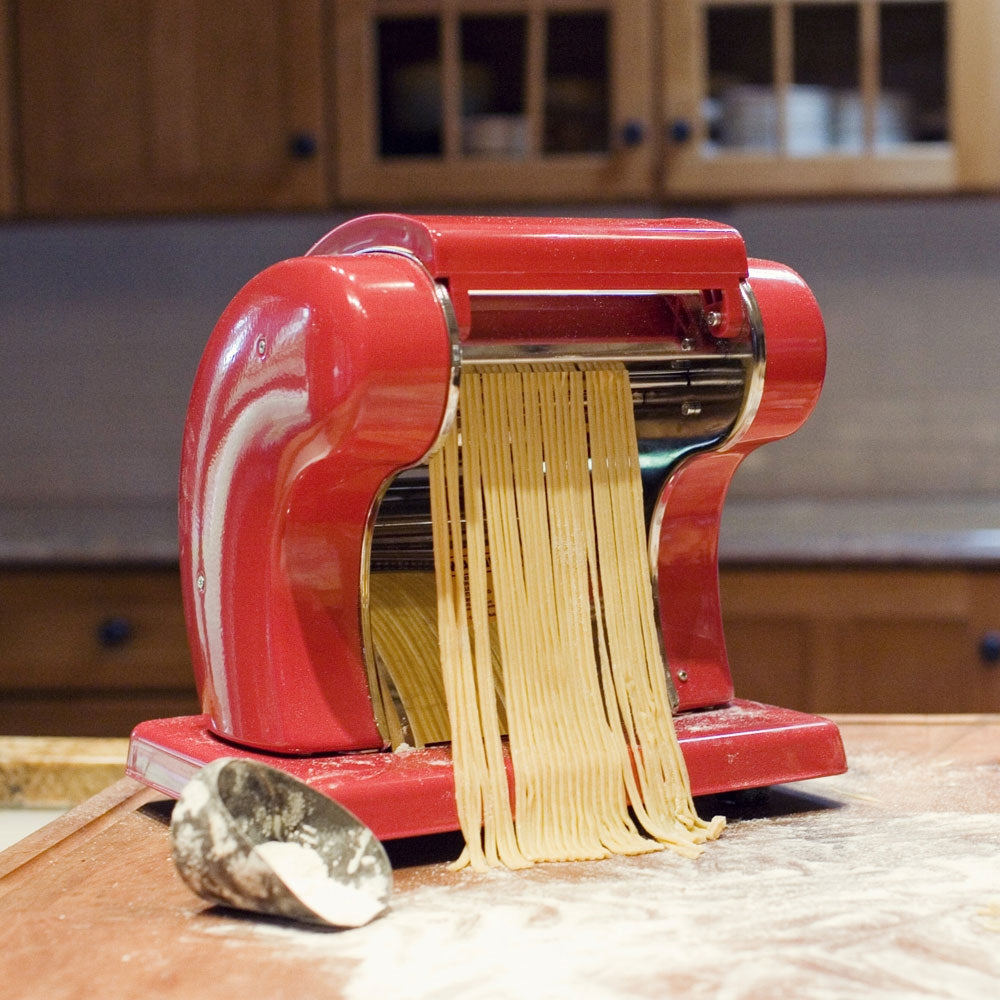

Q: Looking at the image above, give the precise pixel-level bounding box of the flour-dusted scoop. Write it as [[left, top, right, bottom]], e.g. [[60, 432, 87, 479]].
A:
[[170, 757, 391, 928]]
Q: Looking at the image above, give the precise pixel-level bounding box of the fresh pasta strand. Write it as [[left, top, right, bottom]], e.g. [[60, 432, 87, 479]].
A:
[[370, 571, 507, 748], [422, 364, 723, 869], [429, 395, 529, 871], [584, 367, 724, 856], [369, 572, 450, 747]]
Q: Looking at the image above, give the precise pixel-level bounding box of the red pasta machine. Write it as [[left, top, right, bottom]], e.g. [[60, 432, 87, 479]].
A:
[[127, 215, 846, 839]]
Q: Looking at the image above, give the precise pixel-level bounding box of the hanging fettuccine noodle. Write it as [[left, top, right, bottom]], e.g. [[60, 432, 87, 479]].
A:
[[402, 363, 724, 870]]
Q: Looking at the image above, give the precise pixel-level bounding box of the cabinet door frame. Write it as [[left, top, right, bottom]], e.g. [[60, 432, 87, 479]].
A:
[[950, 1, 1000, 190], [331, 0, 657, 205], [661, 0, 961, 199]]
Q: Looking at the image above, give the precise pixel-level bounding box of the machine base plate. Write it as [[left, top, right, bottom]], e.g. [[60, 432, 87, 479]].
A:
[[128, 699, 846, 841]]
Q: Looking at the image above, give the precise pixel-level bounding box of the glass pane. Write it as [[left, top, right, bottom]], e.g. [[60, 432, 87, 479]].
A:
[[461, 15, 527, 156], [793, 4, 857, 154], [881, 2, 947, 143], [794, 4, 858, 87], [707, 6, 775, 150], [378, 18, 441, 157], [544, 12, 609, 154]]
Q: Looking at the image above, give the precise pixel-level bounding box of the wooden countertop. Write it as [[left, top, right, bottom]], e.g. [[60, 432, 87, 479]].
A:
[[0, 736, 128, 807], [1, 716, 999, 999]]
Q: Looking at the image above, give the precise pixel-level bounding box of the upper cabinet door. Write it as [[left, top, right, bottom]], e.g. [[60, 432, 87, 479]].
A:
[[15, 1, 327, 216], [661, 0, 965, 198], [331, 0, 657, 204]]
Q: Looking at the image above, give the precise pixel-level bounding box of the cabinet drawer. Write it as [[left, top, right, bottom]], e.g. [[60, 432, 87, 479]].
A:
[[0, 568, 192, 691], [720, 567, 1000, 715]]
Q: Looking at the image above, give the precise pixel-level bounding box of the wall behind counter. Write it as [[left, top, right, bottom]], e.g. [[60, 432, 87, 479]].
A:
[[2, 198, 999, 558]]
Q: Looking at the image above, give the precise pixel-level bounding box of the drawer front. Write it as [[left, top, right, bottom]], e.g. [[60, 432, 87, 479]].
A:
[[721, 567, 1000, 715], [0, 569, 193, 691]]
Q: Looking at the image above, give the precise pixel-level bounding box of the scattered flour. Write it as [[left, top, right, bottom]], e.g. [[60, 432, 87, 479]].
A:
[[351, 813, 1000, 1000], [253, 841, 386, 928], [194, 751, 1000, 999]]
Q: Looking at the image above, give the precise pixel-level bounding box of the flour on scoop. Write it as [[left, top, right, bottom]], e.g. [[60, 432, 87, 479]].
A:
[[253, 840, 386, 928]]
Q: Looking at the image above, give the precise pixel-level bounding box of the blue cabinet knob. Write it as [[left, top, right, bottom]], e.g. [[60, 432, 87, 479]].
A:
[[97, 616, 133, 649], [978, 631, 1000, 665], [288, 132, 318, 159], [620, 120, 646, 148], [669, 119, 693, 144]]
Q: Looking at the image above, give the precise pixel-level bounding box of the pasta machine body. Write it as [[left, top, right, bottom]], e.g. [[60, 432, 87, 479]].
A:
[[128, 215, 846, 839]]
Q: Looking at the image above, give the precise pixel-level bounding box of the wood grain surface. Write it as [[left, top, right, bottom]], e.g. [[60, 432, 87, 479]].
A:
[[0, 736, 128, 806], [1, 716, 998, 1000]]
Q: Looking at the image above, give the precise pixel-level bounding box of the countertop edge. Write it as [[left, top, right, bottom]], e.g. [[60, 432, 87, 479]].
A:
[[2, 498, 1000, 566], [0, 737, 130, 808]]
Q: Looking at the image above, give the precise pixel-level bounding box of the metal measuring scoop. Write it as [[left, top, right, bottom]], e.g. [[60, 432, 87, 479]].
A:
[[169, 757, 392, 928]]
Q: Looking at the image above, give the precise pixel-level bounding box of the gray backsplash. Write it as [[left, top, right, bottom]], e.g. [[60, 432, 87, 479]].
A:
[[3, 198, 999, 559], [724, 199, 1000, 502]]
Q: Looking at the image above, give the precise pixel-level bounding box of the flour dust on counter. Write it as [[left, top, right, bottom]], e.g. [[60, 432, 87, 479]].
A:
[[191, 748, 1000, 1000]]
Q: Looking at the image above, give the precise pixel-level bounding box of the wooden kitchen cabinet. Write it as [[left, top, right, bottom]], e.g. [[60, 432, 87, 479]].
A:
[[0, 2, 14, 215], [720, 566, 1000, 715], [5, 0, 1000, 216], [3, 564, 998, 739], [13, 0, 327, 216], [0, 568, 199, 737], [661, 0, 1000, 199], [330, 0, 657, 204], [331, 0, 1000, 204]]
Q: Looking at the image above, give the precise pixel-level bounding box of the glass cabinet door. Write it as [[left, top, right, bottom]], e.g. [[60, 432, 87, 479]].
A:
[[333, 0, 655, 204], [662, 1, 954, 197]]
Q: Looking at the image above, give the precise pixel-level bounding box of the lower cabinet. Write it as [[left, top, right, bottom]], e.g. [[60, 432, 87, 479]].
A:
[[720, 566, 1000, 715], [1, 565, 998, 736], [0, 568, 199, 737]]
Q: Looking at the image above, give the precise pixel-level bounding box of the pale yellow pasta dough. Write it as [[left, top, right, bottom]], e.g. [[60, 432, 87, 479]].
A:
[[422, 364, 724, 870], [370, 573, 507, 749]]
